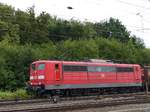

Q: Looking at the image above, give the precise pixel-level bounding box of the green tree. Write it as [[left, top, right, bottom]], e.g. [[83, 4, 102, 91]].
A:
[[94, 18, 130, 42]]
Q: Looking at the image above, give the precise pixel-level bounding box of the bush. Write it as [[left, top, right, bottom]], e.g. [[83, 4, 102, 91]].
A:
[[0, 89, 30, 100]]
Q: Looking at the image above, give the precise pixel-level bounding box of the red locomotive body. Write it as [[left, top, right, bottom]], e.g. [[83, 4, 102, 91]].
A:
[[29, 60, 142, 96]]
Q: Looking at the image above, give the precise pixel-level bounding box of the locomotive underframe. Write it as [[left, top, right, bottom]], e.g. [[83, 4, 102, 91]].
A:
[[27, 83, 143, 97]]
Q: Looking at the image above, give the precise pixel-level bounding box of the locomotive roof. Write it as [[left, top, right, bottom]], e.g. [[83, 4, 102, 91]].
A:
[[32, 60, 140, 67]]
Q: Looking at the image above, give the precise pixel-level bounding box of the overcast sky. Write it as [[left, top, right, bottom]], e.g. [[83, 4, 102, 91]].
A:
[[0, 0, 150, 47]]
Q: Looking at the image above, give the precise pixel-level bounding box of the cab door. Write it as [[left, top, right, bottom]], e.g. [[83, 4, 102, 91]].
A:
[[134, 66, 142, 82], [54, 63, 62, 81]]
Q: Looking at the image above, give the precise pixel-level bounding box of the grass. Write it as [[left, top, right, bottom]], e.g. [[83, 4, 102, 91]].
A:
[[0, 89, 31, 100]]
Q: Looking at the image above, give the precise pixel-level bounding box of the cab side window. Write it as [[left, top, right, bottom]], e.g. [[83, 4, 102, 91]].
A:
[[38, 63, 45, 70]]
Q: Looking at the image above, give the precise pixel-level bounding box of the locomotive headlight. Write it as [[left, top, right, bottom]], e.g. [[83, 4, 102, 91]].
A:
[[30, 76, 34, 80], [38, 75, 45, 79]]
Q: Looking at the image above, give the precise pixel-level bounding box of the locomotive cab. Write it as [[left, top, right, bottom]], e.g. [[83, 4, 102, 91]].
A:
[[30, 62, 46, 86], [28, 60, 63, 94]]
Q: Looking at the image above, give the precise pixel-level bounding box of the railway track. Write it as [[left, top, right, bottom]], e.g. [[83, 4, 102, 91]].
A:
[[0, 92, 147, 106], [0, 92, 150, 112]]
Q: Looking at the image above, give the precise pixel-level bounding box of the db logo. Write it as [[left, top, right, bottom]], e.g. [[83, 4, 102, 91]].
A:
[[101, 74, 105, 77]]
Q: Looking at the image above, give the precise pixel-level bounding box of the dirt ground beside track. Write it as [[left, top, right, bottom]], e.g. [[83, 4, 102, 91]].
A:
[[64, 103, 150, 112]]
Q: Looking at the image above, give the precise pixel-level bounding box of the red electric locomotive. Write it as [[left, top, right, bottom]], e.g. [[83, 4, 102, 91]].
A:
[[28, 59, 143, 98]]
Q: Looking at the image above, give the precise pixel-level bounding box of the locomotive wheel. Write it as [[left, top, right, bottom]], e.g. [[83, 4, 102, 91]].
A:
[[52, 95, 60, 103]]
